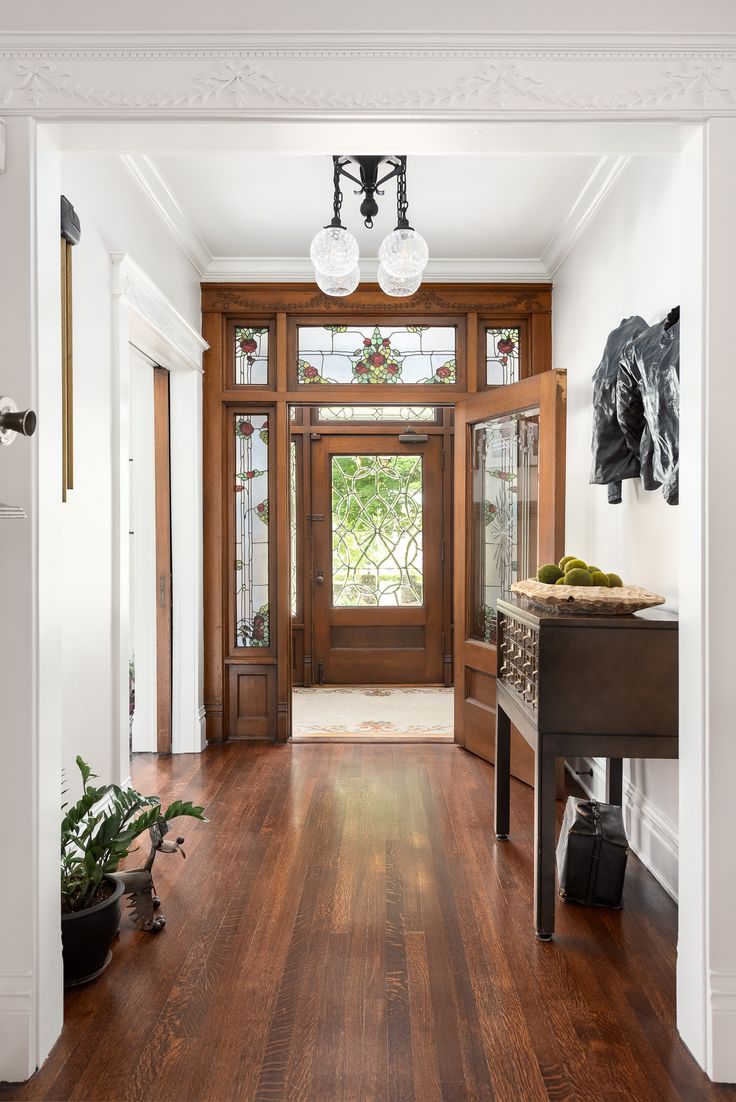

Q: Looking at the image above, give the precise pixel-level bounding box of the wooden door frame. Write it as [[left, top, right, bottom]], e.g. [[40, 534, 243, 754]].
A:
[[201, 282, 553, 744], [153, 367, 173, 753]]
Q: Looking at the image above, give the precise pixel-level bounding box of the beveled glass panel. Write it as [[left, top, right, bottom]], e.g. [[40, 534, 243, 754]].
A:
[[486, 327, 521, 386], [331, 454, 424, 607], [298, 325, 456, 385], [234, 326, 269, 385], [317, 405, 437, 422], [234, 414, 269, 646], [470, 410, 539, 644]]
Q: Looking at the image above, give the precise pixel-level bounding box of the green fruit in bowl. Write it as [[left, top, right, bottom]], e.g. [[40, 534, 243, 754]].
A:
[[587, 565, 601, 574], [590, 571, 610, 587], [607, 572, 624, 588], [537, 563, 563, 584], [555, 577, 567, 585], [564, 568, 593, 586], [564, 558, 588, 572], [558, 554, 576, 571]]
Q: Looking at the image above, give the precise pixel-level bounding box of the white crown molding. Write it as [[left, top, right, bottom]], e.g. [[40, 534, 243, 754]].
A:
[[111, 253, 208, 372], [543, 153, 632, 276], [119, 154, 210, 274], [0, 34, 735, 118], [202, 255, 549, 282]]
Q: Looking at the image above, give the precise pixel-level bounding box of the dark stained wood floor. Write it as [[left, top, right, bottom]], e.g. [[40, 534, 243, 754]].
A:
[[3, 743, 734, 1102]]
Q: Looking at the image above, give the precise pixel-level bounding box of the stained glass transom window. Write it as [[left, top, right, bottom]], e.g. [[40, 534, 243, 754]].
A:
[[298, 325, 456, 386], [471, 411, 539, 644], [234, 414, 269, 647], [317, 405, 437, 422], [486, 328, 521, 386], [235, 327, 269, 385], [331, 454, 424, 607]]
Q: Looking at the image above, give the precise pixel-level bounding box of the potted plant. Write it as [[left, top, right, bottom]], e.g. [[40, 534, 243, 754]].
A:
[[61, 756, 206, 986]]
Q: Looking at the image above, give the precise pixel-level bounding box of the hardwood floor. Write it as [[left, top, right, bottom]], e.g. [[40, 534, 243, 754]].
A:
[[3, 744, 734, 1102]]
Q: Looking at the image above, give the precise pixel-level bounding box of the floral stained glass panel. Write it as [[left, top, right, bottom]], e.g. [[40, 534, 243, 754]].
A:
[[331, 454, 424, 607], [486, 328, 521, 386], [234, 414, 269, 646], [235, 327, 269, 385], [298, 325, 456, 386], [471, 410, 539, 644]]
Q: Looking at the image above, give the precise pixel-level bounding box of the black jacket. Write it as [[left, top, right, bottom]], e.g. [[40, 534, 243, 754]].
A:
[[616, 318, 680, 505], [590, 316, 649, 504]]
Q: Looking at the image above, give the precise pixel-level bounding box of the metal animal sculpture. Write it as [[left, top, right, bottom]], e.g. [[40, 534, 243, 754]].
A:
[[113, 818, 186, 933]]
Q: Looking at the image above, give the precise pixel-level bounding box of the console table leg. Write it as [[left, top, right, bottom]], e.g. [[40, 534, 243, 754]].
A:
[[606, 758, 624, 806], [534, 743, 557, 940], [495, 704, 511, 839]]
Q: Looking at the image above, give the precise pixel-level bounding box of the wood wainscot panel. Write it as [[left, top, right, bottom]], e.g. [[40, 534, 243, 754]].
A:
[[227, 664, 276, 739]]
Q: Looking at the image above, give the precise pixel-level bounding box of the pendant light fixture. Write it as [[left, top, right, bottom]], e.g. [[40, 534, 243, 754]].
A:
[[310, 156, 429, 298]]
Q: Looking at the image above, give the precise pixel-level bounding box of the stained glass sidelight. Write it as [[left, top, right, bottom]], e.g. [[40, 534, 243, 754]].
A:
[[486, 327, 521, 386], [471, 410, 539, 644], [298, 325, 456, 385], [317, 405, 437, 422], [234, 414, 270, 646], [331, 454, 424, 607], [234, 326, 269, 385]]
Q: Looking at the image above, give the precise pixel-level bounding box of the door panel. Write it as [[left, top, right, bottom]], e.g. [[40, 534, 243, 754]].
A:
[[311, 434, 444, 684], [454, 371, 566, 784]]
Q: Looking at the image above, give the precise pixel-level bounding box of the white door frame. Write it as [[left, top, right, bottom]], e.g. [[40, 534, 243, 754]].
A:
[[112, 253, 208, 773]]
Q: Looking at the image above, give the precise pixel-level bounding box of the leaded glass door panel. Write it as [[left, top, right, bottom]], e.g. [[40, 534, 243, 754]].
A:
[[311, 434, 444, 684], [454, 372, 566, 783]]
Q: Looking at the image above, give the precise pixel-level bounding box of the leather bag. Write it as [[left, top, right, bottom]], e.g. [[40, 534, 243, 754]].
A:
[[556, 797, 629, 908]]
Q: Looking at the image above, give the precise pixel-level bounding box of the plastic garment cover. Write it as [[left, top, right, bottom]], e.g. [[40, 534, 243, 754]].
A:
[[589, 316, 649, 504], [616, 318, 680, 505]]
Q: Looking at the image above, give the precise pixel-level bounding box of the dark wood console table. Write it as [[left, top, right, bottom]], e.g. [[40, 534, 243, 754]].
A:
[[494, 596, 678, 939]]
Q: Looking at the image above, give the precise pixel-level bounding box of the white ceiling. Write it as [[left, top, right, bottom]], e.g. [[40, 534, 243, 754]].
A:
[[149, 152, 598, 266], [150, 153, 599, 266]]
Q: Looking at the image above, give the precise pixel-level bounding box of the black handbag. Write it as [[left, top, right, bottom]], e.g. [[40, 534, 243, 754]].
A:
[[556, 797, 629, 908]]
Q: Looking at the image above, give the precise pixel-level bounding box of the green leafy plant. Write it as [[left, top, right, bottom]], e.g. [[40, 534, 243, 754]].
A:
[[61, 756, 207, 914]]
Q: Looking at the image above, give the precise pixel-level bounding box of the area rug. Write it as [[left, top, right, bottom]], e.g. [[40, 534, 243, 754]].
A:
[[291, 686, 454, 742]]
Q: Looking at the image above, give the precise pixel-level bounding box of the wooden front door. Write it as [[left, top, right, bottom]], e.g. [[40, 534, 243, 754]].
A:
[[310, 432, 445, 684], [454, 371, 566, 784]]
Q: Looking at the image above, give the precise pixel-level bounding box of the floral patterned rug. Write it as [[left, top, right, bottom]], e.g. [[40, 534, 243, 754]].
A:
[[292, 686, 454, 741]]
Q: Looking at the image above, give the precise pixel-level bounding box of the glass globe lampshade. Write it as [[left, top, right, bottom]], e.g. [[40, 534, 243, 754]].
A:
[[377, 264, 421, 298], [315, 265, 360, 297], [310, 225, 359, 278], [378, 227, 429, 281]]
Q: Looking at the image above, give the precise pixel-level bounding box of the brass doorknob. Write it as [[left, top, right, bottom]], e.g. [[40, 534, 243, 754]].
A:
[[315, 571, 325, 586]]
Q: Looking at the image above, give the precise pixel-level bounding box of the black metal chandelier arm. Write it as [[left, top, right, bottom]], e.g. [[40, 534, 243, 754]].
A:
[[326, 155, 346, 228], [395, 156, 412, 230]]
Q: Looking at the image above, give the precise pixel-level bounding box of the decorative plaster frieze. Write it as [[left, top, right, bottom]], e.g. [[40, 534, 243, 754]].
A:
[[0, 36, 734, 117]]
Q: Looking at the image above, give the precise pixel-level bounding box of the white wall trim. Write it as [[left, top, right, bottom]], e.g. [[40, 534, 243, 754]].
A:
[[111, 253, 207, 372], [542, 153, 631, 276], [564, 757, 679, 902], [111, 254, 207, 762], [204, 256, 550, 282]]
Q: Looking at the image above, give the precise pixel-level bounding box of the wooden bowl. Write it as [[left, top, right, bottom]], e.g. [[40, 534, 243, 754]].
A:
[[511, 577, 666, 616]]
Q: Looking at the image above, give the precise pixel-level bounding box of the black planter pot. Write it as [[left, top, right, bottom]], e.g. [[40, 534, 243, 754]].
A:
[[61, 876, 124, 987]]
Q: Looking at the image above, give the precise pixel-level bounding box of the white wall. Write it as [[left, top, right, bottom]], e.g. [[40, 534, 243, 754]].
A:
[[553, 155, 683, 898], [60, 154, 200, 787]]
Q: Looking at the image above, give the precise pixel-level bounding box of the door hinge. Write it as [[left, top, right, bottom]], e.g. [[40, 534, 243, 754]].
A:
[[441, 539, 446, 564], [317, 662, 325, 685], [307, 513, 325, 522]]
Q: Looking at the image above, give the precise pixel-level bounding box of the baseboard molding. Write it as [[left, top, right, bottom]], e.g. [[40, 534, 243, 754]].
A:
[[710, 971, 736, 1082], [564, 756, 678, 902], [0, 972, 33, 1082]]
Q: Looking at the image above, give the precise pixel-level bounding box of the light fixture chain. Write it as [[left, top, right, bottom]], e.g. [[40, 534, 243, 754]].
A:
[[396, 157, 410, 229], [331, 155, 344, 228]]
